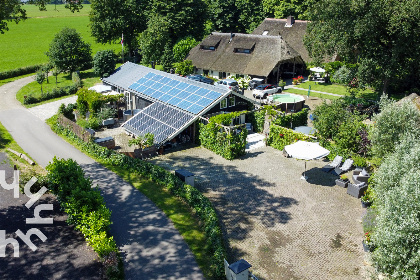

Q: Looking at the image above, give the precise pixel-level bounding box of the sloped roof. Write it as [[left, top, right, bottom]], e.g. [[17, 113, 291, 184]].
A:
[[252, 18, 310, 63], [187, 32, 302, 77], [104, 62, 253, 145]]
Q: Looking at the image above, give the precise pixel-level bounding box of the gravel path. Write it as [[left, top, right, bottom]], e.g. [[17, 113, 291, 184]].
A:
[[149, 142, 369, 279]]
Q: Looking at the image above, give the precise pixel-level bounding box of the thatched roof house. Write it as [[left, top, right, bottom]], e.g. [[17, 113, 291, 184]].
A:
[[187, 16, 309, 82], [252, 17, 310, 63]]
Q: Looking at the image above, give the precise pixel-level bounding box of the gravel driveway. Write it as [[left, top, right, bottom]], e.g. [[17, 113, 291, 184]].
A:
[[150, 144, 369, 279]]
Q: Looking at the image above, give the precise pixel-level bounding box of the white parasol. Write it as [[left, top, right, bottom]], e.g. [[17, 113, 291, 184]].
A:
[[309, 67, 326, 73], [284, 140, 330, 180]]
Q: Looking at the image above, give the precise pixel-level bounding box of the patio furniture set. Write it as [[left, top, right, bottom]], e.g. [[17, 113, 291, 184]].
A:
[[322, 156, 370, 198]]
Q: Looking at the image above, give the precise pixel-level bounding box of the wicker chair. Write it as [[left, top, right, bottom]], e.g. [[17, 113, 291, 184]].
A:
[[347, 182, 368, 198], [352, 169, 370, 184]]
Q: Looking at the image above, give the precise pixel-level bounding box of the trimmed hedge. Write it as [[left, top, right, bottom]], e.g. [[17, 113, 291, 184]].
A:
[[46, 157, 123, 279], [272, 108, 309, 128], [0, 64, 44, 80], [24, 83, 79, 105], [50, 115, 227, 278], [268, 125, 313, 151]]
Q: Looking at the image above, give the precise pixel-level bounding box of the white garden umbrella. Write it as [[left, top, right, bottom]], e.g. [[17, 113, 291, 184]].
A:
[[88, 84, 112, 93], [284, 140, 330, 180], [309, 67, 325, 73]]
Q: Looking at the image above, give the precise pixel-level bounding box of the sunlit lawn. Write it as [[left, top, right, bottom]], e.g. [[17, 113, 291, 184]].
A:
[[295, 81, 378, 99]]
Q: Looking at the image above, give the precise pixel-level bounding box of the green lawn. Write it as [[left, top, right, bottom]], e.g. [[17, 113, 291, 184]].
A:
[[295, 81, 378, 99], [283, 88, 341, 100], [16, 68, 102, 106], [0, 4, 121, 72]]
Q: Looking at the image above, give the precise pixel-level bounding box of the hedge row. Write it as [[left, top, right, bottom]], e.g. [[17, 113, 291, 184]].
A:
[[268, 125, 313, 151], [272, 107, 309, 128], [24, 83, 79, 105], [0, 64, 44, 80], [46, 157, 123, 279], [50, 115, 227, 278]]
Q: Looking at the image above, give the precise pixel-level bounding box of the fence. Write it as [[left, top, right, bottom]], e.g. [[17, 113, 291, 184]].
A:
[[57, 115, 92, 143]]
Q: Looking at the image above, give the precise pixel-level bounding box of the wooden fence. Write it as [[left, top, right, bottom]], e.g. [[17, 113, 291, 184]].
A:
[[58, 115, 92, 142]]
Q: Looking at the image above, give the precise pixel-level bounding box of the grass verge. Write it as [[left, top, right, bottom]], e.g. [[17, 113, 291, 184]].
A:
[[46, 115, 216, 279]]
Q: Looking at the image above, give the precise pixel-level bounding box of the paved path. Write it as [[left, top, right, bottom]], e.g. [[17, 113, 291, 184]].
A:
[[150, 145, 368, 279], [0, 77, 204, 279]]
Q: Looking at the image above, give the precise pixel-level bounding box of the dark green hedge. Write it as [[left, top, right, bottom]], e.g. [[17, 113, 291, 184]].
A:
[[24, 83, 79, 105], [272, 108, 309, 128], [50, 116, 227, 278], [46, 157, 123, 279], [0, 64, 44, 80]]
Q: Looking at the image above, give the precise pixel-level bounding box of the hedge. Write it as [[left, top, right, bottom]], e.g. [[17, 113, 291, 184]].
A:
[[46, 157, 123, 279], [49, 115, 227, 278], [0, 64, 44, 80], [268, 125, 313, 151], [23, 83, 79, 105]]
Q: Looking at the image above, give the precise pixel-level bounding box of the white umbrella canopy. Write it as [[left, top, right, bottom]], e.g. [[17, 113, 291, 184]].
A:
[[284, 141, 330, 180], [88, 84, 112, 93], [309, 67, 326, 73]]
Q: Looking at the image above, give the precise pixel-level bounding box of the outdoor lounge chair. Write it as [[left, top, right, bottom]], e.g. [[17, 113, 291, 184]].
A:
[[321, 155, 343, 172], [331, 159, 354, 176], [347, 182, 368, 198], [352, 169, 370, 184]]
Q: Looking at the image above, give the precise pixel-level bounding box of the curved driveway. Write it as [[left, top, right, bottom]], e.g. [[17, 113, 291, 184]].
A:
[[0, 77, 204, 280]]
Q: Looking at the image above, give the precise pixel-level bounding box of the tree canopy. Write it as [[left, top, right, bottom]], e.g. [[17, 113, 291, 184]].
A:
[[304, 0, 420, 94], [93, 50, 117, 78], [46, 27, 92, 74]]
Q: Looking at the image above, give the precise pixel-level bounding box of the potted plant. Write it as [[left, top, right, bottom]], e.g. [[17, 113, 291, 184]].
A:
[[292, 78, 298, 85], [363, 232, 374, 252], [335, 174, 349, 188], [361, 186, 373, 208], [278, 79, 286, 90], [297, 75, 304, 83]]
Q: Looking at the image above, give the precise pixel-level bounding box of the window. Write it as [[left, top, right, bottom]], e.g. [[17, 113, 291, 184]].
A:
[[234, 48, 252, 54], [200, 45, 216, 51], [220, 98, 227, 109], [228, 96, 235, 107], [262, 30, 269, 35]]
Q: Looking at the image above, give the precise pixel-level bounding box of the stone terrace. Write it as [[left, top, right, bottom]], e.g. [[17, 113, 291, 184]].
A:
[[149, 145, 370, 280]]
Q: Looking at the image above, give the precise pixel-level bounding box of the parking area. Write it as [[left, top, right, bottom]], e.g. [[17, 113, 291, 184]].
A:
[[149, 145, 369, 279]]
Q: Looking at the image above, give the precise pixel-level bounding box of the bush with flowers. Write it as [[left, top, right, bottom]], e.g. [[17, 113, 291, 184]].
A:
[[297, 75, 304, 83]]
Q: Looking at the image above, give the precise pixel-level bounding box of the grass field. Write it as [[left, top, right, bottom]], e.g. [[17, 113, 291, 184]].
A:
[[0, 4, 121, 72], [283, 88, 341, 100], [294, 81, 378, 99]]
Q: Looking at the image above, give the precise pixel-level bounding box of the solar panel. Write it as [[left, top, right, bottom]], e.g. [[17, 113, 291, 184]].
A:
[[123, 102, 195, 144], [128, 72, 227, 115]]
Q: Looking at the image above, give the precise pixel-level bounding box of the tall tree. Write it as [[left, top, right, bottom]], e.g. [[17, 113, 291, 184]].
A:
[[304, 0, 420, 94], [89, 0, 147, 55], [93, 50, 117, 78], [262, 0, 315, 20], [0, 0, 83, 34], [46, 27, 92, 74]]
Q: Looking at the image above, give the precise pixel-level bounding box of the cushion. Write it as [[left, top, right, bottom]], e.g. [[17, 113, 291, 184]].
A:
[[361, 169, 369, 176]]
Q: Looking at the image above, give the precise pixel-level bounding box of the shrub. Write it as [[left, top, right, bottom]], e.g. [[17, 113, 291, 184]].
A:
[[272, 108, 309, 128], [369, 94, 420, 158], [0, 64, 44, 80], [23, 83, 80, 105], [312, 98, 350, 140]]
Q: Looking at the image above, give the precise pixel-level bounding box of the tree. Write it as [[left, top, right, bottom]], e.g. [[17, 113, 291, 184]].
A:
[[93, 50, 117, 78], [304, 0, 420, 94], [173, 60, 194, 76], [89, 0, 147, 56], [372, 136, 420, 278], [173, 37, 198, 63], [52, 67, 60, 86], [35, 69, 45, 94], [369, 95, 420, 158], [1, 0, 83, 34], [46, 27, 92, 74], [262, 0, 314, 20], [128, 133, 154, 150]]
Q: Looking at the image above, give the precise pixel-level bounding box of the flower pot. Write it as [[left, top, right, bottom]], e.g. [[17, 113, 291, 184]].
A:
[[335, 179, 349, 188], [362, 241, 370, 252], [361, 200, 372, 208]]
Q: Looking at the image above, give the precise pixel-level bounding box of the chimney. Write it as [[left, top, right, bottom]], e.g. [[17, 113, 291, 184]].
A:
[[287, 16, 295, 26]]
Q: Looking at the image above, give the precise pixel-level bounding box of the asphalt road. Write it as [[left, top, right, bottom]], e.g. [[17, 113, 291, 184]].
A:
[[0, 77, 204, 279]]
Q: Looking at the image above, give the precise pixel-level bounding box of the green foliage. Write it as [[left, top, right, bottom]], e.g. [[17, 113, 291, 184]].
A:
[[0, 64, 44, 80], [128, 133, 155, 149], [369, 95, 420, 158], [332, 115, 365, 158], [58, 103, 77, 121], [305, 0, 420, 94], [35, 69, 46, 94], [47, 27, 92, 74], [199, 112, 248, 160], [173, 37, 199, 63], [93, 50, 117, 78], [49, 119, 227, 278], [23, 83, 79, 105], [268, 125, 313, 151], [372, 136, 420, 279], [262, 0, 312, 20], [312, 98, 350, 140], [46, 157, 122, 278], [72, 71, 82, 87], [173, 60, 195, 76], [97, 107, 117, 121], [272, 108, 309, 128], [76, 87, 104, 115], [19, 171, 49, 194], [331, 65, 355, 85]]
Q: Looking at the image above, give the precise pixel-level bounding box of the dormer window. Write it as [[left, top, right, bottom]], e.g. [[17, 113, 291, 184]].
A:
[[262, 30, 268, 35], [200, 45, 216, 51], [234, 48, 252, 54]]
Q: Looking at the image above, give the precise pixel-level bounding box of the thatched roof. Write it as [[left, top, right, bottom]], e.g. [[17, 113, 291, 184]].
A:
[[396, 93, 420, 110], [188, 32, 302, 77], [252, 18, 310, 63]]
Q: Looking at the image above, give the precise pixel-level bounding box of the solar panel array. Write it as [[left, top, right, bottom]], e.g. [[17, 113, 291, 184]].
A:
[[123, 102, 195, 144], [128, 72, 223, 115]]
